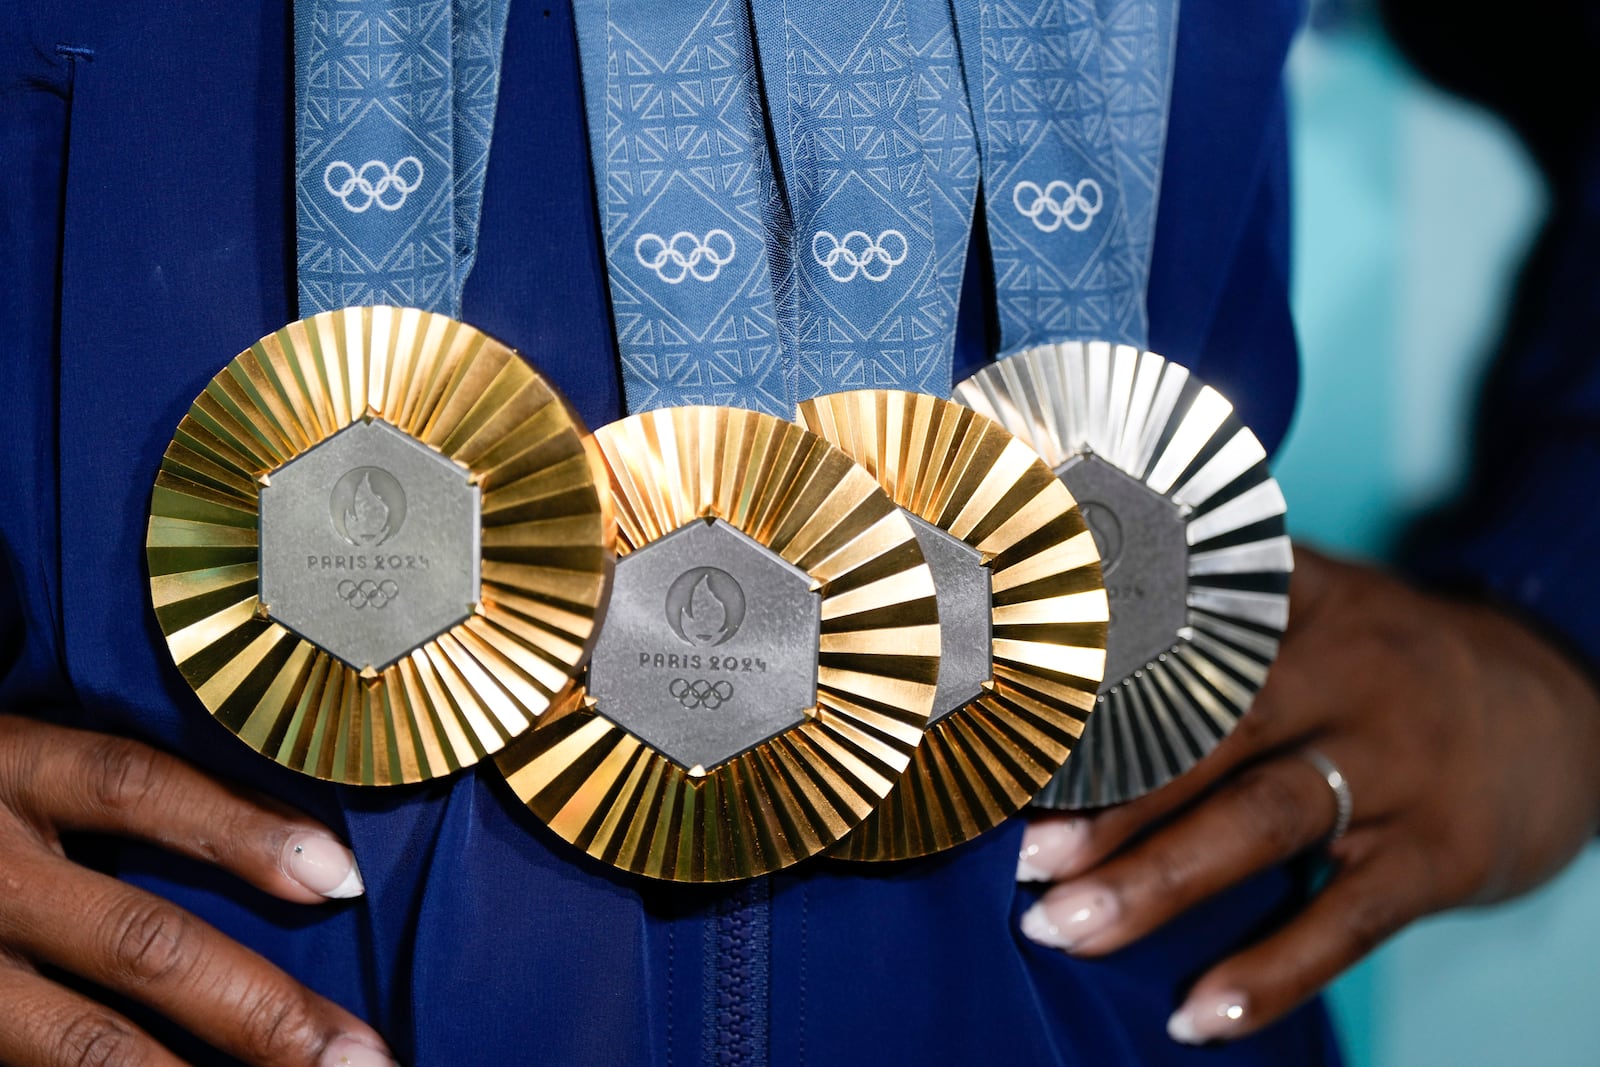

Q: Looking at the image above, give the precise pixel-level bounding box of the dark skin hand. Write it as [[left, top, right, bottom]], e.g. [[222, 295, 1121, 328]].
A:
[[0, 716, 396, 1067], [1017, 546, 1600, 1043]]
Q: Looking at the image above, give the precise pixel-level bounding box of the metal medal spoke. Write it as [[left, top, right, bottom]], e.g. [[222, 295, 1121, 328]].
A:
[[495, 406, 941, 882], [797, 390, 1109, 861], [147, 306, 613, 786], [954, 342, 1291, 808]]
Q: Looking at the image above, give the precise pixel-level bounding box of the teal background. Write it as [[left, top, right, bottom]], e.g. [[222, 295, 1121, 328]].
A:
[[1281, 15, 1600, 1066]]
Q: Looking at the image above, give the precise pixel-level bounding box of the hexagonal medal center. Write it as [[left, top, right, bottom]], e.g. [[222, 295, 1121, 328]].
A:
[[1055, 454, 1188, 684], [587, 519, 821, 772], [905, 514, 992, 724], [258, 420, 481, 671]]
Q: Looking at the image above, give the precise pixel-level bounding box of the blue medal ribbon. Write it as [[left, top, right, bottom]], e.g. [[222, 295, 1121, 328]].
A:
[[576, 0, 1178, 407], [750, 0, 975, 400], [578, 0, 983, 414], [910, 0, 984, 391], [569, 6, 801, 1061], [950, 0, 1178, 353], [1095, 0, 1181, 282], [573, 0, 793, 416], [294, 0, 511, 317]]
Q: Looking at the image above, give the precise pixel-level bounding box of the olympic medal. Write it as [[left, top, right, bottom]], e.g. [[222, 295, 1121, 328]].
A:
[[495, 406, 941, 881], [146, 306, 613, 785], [955, 342, 1292, 808], [798, 390, 1108, 861]]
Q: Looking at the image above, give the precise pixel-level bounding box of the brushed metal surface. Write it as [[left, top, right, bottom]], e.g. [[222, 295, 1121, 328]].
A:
[[587, 519, 820, 771], [905, 513, 991, 724], [1055, 454, 1187, 686], [259, 419, 481, 671], [497, 405, 940, 881]]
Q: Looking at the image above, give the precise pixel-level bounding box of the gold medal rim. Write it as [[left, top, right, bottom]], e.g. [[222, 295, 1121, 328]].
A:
[[798, 389, 1109, 861], [495, 405, 941, 882], [953, 342, 1292, 808], [146, 306, 614, 786]]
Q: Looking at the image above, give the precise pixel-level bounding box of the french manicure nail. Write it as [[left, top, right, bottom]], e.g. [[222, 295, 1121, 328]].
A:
[[282, 833, 365, 899], [1017, 818, 1089, 882], [1167, 991, 1249, 1045], [321, 1036, 398, 1067], [1018, 887, 1116, 950]]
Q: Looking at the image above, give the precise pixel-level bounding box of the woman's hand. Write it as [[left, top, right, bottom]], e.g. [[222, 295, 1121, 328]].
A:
[[0, 715, 395, 1066], [1016, 547, 1600, 1044]]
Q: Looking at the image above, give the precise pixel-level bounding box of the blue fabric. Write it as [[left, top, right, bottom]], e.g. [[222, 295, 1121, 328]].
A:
[[295, 0, 510, 316], [0, 0, 1335, 1063]]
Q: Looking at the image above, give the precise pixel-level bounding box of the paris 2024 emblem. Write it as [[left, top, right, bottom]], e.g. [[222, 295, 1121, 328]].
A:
[[584, 519, 821, 770], [256, 419, 480, 671]]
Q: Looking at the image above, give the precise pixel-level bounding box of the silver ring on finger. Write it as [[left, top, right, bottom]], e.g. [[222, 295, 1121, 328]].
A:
[[1298, 748, 1353, 844]]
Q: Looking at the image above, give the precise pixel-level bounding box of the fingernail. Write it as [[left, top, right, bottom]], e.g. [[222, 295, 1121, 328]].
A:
[[1017, 818, 1090, 882], [282, 833, 365, 899], [321, 1036, 397, 1067], [1018, 886, 1117, 950], [1167, 991, 1249, 1045]]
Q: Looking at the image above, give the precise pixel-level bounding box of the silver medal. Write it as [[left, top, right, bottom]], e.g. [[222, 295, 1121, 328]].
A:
[[955, 342, 1291, 808]]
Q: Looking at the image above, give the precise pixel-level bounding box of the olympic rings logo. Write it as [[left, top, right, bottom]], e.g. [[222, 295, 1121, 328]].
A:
[[811, 229, 908, 282], [1012, 178, 1103, 233], [634, 230, 737, 284], [669, 678, 734, 709], [323, 157, 425, 213], [336, 579, 399, 610]]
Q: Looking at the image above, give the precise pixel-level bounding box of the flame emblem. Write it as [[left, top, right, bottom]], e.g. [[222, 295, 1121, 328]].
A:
[[664, 566, 746, 648], [679, 575, 729, 646], [329, 466, 407, 548], [346, 473, 390, 545]]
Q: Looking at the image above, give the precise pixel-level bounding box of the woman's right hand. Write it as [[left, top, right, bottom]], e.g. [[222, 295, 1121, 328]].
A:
[[0, 715, 396, 1066]]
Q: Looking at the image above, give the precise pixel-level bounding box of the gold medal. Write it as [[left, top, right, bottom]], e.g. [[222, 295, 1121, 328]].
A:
[[955, 343, 1291, 808], [798, 390, 1108, 860], [146, 306, 613, 785], [495, 406, 941, 881]]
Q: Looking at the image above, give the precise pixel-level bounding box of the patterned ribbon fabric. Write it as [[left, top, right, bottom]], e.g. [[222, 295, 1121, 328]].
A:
[[911, 0, 984, 392], [576, 0, 1176, 407], [750, 0, 976, 400], [577, 0, 982, 414], [1095, 0, 1180, 284], [294, 0, 511, 317], [573, 0, 793, 416], [951, 0, 1178, 353]]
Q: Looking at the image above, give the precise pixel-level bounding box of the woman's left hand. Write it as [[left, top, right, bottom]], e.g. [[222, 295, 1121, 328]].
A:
[[1016, 546, 1600, 1044]]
